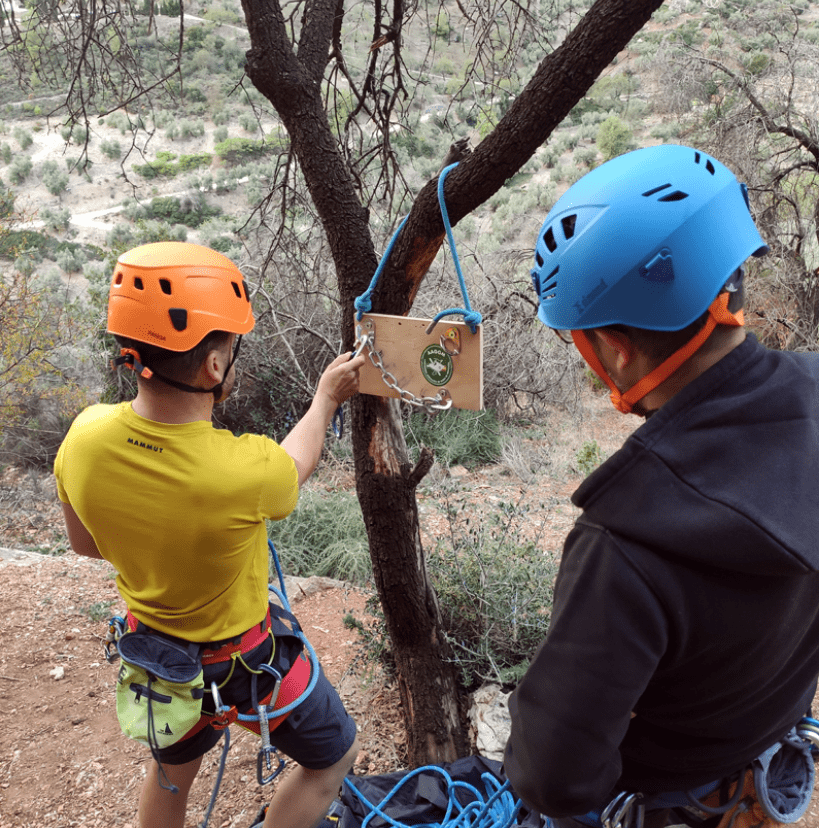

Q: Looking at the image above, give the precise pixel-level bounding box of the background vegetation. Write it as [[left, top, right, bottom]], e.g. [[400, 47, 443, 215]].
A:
[[2, 0, 818, 691]]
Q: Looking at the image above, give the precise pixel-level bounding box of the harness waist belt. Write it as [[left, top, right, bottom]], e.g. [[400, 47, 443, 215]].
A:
[[126, 608, 272, 665]]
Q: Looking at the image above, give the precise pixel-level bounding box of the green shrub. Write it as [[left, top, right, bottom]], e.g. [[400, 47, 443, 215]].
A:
[[239, 112, 258, 134], [9, 156, 32, 184], [40, 206, 71, 231], [596, 115, 636, 161], [429, 493, 559, 688], [132, 195, 222, 228], [178, 118, 205, 140], [100, 139, 122, 160], [132, 151, 211, 179], [574, 146, 598, 169], [56, 247, 86, 273], [12, 127, 32, 150], [743, 52, 770, 76], [214, 137, 268, 165], [41, 160, 69, 196], [60, 124, 88, 145], [107, 111, 130, 133], [404, 408, 502, 468], [267, 489, 371, 585], [433, 10, 450, 39], [576, 439, 604, 476]]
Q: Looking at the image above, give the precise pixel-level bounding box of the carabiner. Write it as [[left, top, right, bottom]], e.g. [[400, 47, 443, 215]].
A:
[[427, 389, 453, 411], [256, 702, 285, 784], [103, 615, 126, 663], [602, 791, 644, 828], [332, 331, 371, 439]]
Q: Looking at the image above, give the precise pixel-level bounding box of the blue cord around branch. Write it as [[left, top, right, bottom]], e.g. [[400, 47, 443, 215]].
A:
[[433, 164, 481, 334], [354, 163, 482, 333], [343, 768, 522, 828]]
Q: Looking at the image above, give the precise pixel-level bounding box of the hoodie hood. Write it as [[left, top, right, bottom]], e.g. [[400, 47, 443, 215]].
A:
[[573, 335, 819, 576]]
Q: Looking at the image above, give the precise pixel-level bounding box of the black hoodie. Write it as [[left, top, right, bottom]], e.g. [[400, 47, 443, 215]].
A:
[[504, 334, 819, 818]]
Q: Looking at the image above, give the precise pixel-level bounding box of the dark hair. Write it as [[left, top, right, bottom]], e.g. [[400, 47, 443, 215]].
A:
[[114, 330, 232, 383], [601, 278, 745, 364]]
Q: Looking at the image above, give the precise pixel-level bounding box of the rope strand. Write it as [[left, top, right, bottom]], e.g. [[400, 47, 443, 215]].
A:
[[343, 768, 522, 828], [354, 164, 481, 332]]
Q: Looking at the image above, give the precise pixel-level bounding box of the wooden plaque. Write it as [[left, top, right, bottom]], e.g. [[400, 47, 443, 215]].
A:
[[355, 313, 483, 411]]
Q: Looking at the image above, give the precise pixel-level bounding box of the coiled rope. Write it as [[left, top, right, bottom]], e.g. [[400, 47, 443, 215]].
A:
[[343, 767, 523, 828]]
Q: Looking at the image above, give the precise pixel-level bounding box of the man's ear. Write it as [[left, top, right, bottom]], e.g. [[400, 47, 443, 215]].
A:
[[594, 329, 636, 371], [202, 347, 226, 382]]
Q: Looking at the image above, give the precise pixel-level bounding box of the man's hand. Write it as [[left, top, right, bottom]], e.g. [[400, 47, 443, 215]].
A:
[[317, 352, 366, 407]]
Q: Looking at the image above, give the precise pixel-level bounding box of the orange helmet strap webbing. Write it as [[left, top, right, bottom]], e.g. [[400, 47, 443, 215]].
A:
[[112, 348, 154, 379], [572, 293, 744, 415]]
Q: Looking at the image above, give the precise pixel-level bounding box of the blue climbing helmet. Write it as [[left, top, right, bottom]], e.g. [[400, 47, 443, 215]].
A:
[[531, 144, 769, 332]]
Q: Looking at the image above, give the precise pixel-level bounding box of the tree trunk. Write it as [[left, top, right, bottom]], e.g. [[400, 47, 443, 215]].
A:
[[240, 0, 665, 766]]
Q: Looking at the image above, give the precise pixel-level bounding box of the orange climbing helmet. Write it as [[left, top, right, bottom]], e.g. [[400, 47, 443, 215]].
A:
[[107, 241, 255, 351]]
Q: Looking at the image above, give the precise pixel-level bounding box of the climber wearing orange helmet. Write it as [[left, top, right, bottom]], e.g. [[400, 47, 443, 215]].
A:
[[54, 242, 364, 828]]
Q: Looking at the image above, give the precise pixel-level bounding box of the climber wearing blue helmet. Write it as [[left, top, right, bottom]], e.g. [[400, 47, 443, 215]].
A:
[[504, 146, 819, 828]]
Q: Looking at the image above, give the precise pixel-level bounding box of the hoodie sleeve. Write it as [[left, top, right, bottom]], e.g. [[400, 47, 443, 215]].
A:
[[503, 521, 669, 818]]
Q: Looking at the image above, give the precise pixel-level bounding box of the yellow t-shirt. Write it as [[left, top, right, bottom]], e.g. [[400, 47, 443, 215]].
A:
[[54, 402, 299, 641]]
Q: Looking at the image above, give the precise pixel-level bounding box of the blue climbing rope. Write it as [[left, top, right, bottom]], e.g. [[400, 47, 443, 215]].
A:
[[431, 163, 482, 334], [354, 163, 482, 334], [235, 539, 320, 724], [344, 767, 522, 828], [354, 214, 410, 320]]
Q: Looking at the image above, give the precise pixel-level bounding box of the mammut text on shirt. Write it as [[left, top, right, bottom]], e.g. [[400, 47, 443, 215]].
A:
[[54, 402, 299, 641], [126, 437, 163, 452]]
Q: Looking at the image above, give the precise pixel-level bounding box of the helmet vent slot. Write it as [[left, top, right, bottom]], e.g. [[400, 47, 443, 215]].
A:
[[543, 227, 557, 253], [658, 190, 689, 202], [643, 184, 671, 197], [694, 152, 716, 175], [114, 272, 124, 285], [133, 277, 144, 290], [168, 308, 188, 332], [159, 279, 172, 295], [535, 251, 544, 268], [542, 266, 559, 299], [231, 281, 242, 298], [561, 215, 577, 240]]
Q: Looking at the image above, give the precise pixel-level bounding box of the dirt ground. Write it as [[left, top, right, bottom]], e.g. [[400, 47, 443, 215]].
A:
[[0, 544, 410, 828]]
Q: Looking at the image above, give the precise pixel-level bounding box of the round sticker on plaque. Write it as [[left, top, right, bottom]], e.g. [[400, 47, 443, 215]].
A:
[[420, 344, 453, 387]]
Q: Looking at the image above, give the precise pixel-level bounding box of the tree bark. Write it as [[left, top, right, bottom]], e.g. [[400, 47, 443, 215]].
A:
[[240, 0, 665, 766]]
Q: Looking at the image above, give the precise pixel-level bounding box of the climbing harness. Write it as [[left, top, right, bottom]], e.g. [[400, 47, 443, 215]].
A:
[[104, 538, 319, 828], [346, 162, 483, 415], [343, 765, 523, 828], [596, 719, 819, 828]]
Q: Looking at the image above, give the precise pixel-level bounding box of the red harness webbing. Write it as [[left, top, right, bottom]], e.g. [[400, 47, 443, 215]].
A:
[[124, 608, 312, 742], [125, 608, 272, 665]]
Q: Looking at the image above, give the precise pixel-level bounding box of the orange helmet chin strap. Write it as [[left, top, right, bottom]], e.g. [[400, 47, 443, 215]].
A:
[[571, 293, 744, 415]]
